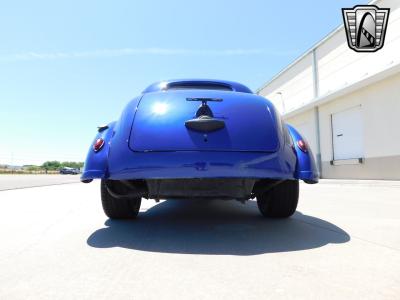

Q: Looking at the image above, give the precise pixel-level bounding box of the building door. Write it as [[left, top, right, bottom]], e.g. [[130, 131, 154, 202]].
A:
[[331, 106, 363, 160]]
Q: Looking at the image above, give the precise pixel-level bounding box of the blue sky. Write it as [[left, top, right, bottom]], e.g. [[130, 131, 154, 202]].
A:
[[0, 0, 362, 165]]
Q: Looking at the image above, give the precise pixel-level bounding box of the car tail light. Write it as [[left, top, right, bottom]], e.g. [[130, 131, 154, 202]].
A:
[[93, 138, 105, 152], [297, 139, 308, 152]]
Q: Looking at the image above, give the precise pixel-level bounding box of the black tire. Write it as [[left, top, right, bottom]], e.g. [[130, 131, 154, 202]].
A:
[[100, 179, 141, 219], [256, 180, 299, 218]]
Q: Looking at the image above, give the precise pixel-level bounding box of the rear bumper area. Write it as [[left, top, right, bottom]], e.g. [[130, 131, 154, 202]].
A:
[[102, 178, 287, 200], [82, 150, 298, 181]]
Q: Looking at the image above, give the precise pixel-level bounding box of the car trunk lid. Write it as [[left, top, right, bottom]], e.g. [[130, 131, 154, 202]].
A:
[[129, 90, 279, 152]]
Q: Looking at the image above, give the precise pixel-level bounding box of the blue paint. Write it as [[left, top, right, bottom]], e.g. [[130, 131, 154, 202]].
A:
[[287, 124, 319, 182], [82, 79, 318, 183], [130, 90, 279, 152]]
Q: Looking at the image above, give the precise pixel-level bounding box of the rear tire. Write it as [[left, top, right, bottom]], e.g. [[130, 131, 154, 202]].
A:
[[256, 180, 299, 218], [100, 179, 141, 219]]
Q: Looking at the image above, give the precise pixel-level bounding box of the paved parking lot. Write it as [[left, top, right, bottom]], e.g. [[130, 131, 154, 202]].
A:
[[0, 174, 80, 191], [0, 178, 399, 299]]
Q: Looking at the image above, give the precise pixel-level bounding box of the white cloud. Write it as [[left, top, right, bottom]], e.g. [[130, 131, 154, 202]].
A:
[[0, 48, 297, 62]]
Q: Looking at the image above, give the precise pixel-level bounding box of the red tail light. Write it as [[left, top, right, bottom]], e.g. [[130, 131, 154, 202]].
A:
[[297, 139, 308, 152], [93, 138, 105, 152]]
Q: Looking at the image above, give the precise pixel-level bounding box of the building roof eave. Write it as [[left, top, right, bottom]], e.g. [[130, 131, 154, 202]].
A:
[[282, 60, 400, 119], [256, 0, 381, 95]]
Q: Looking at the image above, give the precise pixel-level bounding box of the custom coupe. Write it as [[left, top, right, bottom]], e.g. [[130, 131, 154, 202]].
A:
[[81, 79, 318, 219]]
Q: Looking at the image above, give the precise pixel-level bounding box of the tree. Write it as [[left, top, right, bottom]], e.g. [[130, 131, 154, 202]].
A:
[[40, 160, 84, 171], [61, 161, 84, 169], [41, 161, 61, 171]]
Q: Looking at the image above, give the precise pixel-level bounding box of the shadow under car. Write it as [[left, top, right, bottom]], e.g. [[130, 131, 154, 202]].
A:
[[87, 199, 350, 255]]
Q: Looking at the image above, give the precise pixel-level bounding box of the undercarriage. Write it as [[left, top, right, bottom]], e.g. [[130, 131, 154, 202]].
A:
[[101, 178, 299, 219], [104, 178, 284, 201]]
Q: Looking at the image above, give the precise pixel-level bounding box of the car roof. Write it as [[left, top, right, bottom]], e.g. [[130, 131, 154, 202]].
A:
[[142, 79, 253, 94]]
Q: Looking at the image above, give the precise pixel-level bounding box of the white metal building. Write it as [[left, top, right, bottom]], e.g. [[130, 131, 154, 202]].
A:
[[258, 0, 400, 180]]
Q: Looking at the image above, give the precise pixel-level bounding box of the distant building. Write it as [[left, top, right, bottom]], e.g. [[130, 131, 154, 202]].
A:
[[258, 0, 400, 180]]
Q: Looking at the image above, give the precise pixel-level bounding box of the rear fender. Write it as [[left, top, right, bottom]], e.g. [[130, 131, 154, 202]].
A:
[[287, 124, 319, 183], [81, 121, 116, 181]]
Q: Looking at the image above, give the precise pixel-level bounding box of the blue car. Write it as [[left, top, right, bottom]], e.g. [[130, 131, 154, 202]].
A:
[[81, 79, 318, 219]]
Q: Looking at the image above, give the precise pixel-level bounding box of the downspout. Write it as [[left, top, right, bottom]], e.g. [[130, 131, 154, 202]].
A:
[[312, 49, 322, 177]]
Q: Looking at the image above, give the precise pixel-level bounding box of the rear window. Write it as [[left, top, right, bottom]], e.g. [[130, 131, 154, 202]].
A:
[[167, 82, 232, 91]]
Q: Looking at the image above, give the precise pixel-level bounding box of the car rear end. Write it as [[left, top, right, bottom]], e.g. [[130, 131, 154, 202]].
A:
[[82, 79, 318, 219], [104, 82, 298, 200]]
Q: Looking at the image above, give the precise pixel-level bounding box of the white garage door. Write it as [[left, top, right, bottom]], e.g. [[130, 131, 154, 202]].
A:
[[331, 106, 364, 160]]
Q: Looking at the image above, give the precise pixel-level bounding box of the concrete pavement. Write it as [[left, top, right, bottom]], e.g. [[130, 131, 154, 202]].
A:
[[0, 180, 399, 299], [0, 174, 80, 191]]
